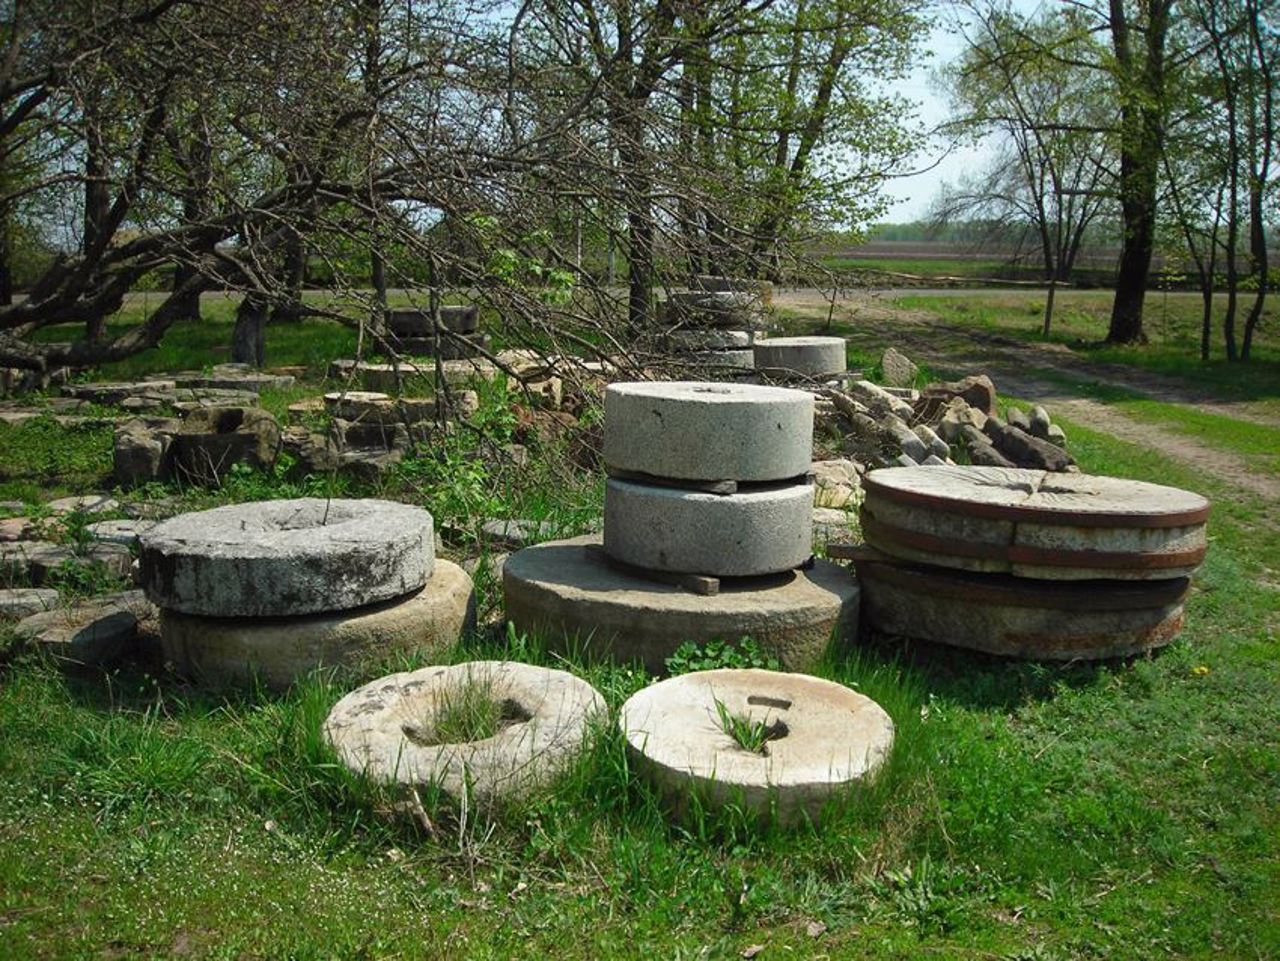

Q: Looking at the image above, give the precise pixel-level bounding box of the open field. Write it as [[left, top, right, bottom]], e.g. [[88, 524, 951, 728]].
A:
[[1, 289, 1277, 958]]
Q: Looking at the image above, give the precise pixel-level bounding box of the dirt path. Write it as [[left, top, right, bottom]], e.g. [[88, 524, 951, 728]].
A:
[[776, 288, 1280, 429], [774, 291, 1280, 503]]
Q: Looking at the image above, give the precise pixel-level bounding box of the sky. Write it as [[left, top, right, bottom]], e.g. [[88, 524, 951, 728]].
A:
[[878, 1, 1046, 223]]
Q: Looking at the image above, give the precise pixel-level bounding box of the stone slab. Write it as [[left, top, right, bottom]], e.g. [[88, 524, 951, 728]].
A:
[[325, 660, 604, 804], [160, 560, 474, 688], [620, 668, 893, 826], [140, 498, 434, 617], [86, 518, 157, 547], [0, 541, 133, 586], [0, 587, 59, 618], [14, 590, 152, 665], [46, 494, 119, 515], [603, 381, 813, 483], [604, 478, 813, 577], [753, 337, 847, 378], [503, 535, 859, 673], [853, 551, 1189, 660], [328, 359, 504, 393]]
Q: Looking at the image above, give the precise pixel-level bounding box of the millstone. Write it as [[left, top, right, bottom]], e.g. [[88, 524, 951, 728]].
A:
[[603, 381, 813, 482], [603, 477, 813, 577], [324, 660, 605, 805], [159, 561, 474, 688], [853, 549, 1190, 659], [139, 498, 434, 617], [502, 535, 858, 673], [753, 337, 847, 378], [861, 465, 1210, 580], [620, 668, 894, 826], [690, 349, 755, 369], [668, 329, 752, 351]]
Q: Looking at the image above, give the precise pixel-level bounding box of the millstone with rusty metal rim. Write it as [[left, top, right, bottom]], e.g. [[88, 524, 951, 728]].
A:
[[324, 661, 605, 806], [861, 465, 1209, 581], [851, 548, 1190, 660], [620, 668, 894, 826]]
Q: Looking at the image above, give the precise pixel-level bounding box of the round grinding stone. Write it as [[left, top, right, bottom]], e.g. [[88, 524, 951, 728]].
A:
[[603, 477, 813, 576], [620, 669, 894, 826], [159, 560, 474, 688], [861, 466, 1210, 580], [852, 550, 1190, 660], [502, 534, 858, 673], [140, 498, 435, 617], [753, 337, 847, 377], [325, 660, 604, 804], [603, 381, 813, 482], [690, 349, 755, 369]]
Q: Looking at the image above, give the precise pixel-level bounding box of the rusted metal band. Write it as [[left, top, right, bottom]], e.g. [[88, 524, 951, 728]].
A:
[[863, 474, 1212, 529], [853, 553, 1191, 612], [862, 514, 1206, 571]]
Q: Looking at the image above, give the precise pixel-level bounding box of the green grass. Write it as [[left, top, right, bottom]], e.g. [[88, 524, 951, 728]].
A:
[[0, 402, 1277, 957], [0, 289, 1278, 957], [894, 292, 1280, 409]]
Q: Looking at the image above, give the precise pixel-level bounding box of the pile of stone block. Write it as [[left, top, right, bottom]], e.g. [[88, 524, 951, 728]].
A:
[[662, 276, 770, 371], [816, 352, 1073, 472], [847, 465, 1210, 660], [139, 498, 475, 688], [112, 406, 281, 487], [387, 305, 491, 359]]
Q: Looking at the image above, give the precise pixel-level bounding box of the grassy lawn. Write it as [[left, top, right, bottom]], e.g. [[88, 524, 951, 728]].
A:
[[1, 297, 1278, 958], [893, 292, 1280, 411]]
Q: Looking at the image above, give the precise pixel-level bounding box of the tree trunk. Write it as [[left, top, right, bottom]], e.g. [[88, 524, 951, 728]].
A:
[[1105, 0, 1171, 345], [0, 214, 12, 306], [271, 232, 306, 324], [231, 295, 268, 367], [83, 126, 111, 343]]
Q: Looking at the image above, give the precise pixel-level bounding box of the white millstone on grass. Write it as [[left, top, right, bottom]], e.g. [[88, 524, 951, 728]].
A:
[[753, 337, 847, 378], [86, 518, 156, 547], [0, 587, 59, 618], [503, 534, 859, 673], [14, 591, 151, 665], [140, 498, 435, 617], [603, 381, 813, 483], [603, 477, 813, 577], [324, 661, 605, 805], [160, 560, 475, 688], [620, 669, 894, 826], [46, 494, 118, 515]]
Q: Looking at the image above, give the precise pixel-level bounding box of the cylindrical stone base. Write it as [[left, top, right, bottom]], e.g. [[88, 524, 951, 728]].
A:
[[159, 560, 475, 688], [502, 535, 858, 673], [853, 552, 1188, 660], [753, 337, 847, 378], [604, 477, 813, 576]]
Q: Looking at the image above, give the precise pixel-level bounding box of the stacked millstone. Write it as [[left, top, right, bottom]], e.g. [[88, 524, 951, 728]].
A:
[[846, 465, 1210, 660], [387, 305, 489, 359], [662, 283, 767, 371], [504, 382, 861, 672], [139, 498, 475, 688]]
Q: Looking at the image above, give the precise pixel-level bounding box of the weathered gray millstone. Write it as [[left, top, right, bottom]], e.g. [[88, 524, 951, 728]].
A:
[[324, 660, 604, 804], [861, 466, 1210, 580], [503, 535, 858, 673], [668, 329, 752, 351], [603, 478, 813, 577], [140, 498, 435, 617], [853, 551, 1190, 660], [620, 669, 893, 826], [753, 337, 847, 378], [691, 348, 755, 369], [14, 591, 152, 665], [603, 382, 813, 482], [160, 560, 474, 688]]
